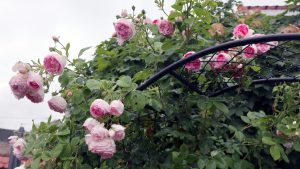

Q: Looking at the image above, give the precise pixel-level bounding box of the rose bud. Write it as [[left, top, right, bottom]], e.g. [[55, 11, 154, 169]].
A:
[[90, 99, 110, 118], [48, 96, 67, 113], [43, 53, 67, 75], [109, 100, 124, 117], [12, 61, 30, 74]]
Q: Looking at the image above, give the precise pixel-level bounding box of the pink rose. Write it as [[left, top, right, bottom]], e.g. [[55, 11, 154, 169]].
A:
[[26, 88, 44, 103], [27, 72, 43, 91], [233, 24, 250, 39], [8, 136, 18, 145], [43, 53, 67, 75], [210, 53, 231, 69], [109, 100, 124, 117], [243, 45, 257, 58], [268, 41, 278, 48], [158, 20, 174, 36], [48, 96, 67, 113], [9, 74, 28, 99], [88, 138, 116, 159], [83, 118, 100, 132], [114, 19, 135, 45], [85, 134, 92, 145], [12, 61, 30, 74], [152, 19, 160, 25], [183, 51, 202, 71], [252, 34, 271, 54], [91, 125, 109, 141], [13, 138, 26, 159], [109, 124, 125, 141], [90, 99, 110, 118]]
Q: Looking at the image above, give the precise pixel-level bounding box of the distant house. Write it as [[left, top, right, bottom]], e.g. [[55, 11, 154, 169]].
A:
[[0, 128, 14, 169], [237, 5, 298, 16]]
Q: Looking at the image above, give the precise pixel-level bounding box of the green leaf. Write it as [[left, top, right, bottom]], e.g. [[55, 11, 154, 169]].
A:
[[31, 158, 41, 169], [206, 160, 217, 169], [86, 79, 101, 90], [97, 57, 111, 72], [262, 137, 276, 145], [50, 144, 64, 158], [57, 128, 70, 136], [66, 43, 70, 56], [293, 140, 300, 151], [78, 46, 92, 57], [116, 76, 132, 88], [241, 116, 250, 124], [197, 158, 206, 169], [214, 102, 229, 114], [270, 145, 281, 160]]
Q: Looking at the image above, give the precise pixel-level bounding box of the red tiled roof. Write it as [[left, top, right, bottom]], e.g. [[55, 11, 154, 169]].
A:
[[0, 156, 9, 168], [238, 5, 288, 11]]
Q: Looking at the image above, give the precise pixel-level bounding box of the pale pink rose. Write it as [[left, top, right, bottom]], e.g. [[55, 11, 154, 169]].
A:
[[9, 74, 28, 99], [268, 41, 278, 48], [8, 136, 18, 145], [233, 24, 250, 39], [88, 138, 116, 158], [90, 99, 110, 118], [13, 138, 26, 159], [183, 51, 202, 71], [85, 134, 92, 145], [120, 9, 128, 18], [243, 45, 257, 58], [27, 72, 43, 91], [91, 125, 109, 141], [14, 164, 25, 169], [158, 20, 174, 36], [114, 19, 135, 45], [152, 19, 161, 25], [109, 100, 124, 117], [26, 88, 44, 103], [12, 61, 30, 74], [143, 17, 152, 24], [109, 124, 125, 141], [252, 34, 271, 54], [43, 53, 67, 75], [210, 53, 231, 69], [83, 118, 101, 131], [48, 96, 67, 113]]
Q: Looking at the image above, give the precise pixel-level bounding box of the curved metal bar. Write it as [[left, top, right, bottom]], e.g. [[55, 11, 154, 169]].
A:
[[209, 77, 300, 97], [137, 33, 300, 90]]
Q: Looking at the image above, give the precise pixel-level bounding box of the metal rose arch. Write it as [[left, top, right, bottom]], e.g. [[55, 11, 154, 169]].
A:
[[137, 33, 300, 97]]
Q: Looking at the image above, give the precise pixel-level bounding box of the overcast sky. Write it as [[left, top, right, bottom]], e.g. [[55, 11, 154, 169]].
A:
[[0, 0, 286, 131]]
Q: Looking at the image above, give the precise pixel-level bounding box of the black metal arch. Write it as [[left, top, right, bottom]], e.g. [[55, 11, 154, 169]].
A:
[[137, 33, 300, 96]]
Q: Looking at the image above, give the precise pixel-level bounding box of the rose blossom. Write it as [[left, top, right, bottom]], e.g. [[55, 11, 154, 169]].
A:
[[251, 34, 271, 54], [152, 19, 160, 25], [233, 24, 250, 39], [243, 45, 258, 58], [83, 118, 101, 131], [114, 19, 135, 45], [12, 61, 30, 74], [90, 99, 110, 118], [158, 20, 174, 36], [88, 138, 116, 159], [109, 100, 124, 117], [26, 88, 44, 103], [109, 124, 125, 141], [210, 52, 231, 69], [183, 51, 202, 71], [91, 125, 109, 141], [85, 134, 92, 145], [48, 96, 67, 113], [43, 53, 67, 75], [8, 136, 18, 145], [27, 72, 43, 91], [13, 138, 26, 159], [9, 73, 28, 99]]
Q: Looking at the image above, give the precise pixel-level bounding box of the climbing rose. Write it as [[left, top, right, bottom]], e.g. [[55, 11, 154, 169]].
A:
[[243, 45, 257, 58], [27, 72, 43, 91], [183, 51, 202, 71], [252, 34, 271, 54], [26, 88, 44, 103], [233, 24, 250, 39], [88, 138, 116, 159], [83, 118, 101, 132], [43, 53, 66, 75], [109, 100, 124, 117], [114, 19, 135, 45], [13, 138, 26, 159], [12, 61, 30, 74], [48, 96, 67, 113], [91, 125, 109, 141], [8, 136, 18, 145], [210, 53, 231, 69], [9, 74, 28, 99], [158, 20, 174, 36], [109, 124, 125, 141], [90, 99, 110, 118]]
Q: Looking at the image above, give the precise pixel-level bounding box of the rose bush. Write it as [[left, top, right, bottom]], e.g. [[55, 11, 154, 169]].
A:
[[8, 0, 300, 168]]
